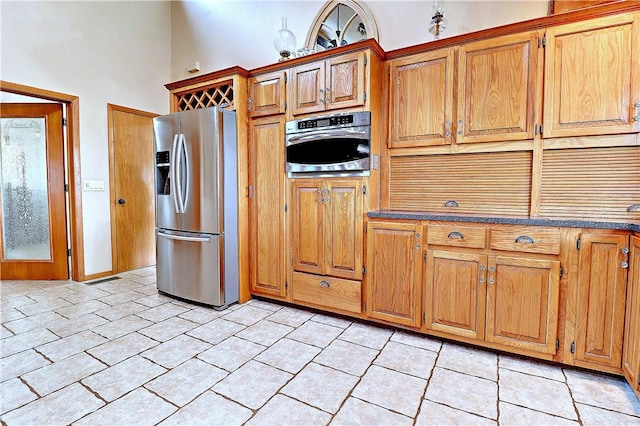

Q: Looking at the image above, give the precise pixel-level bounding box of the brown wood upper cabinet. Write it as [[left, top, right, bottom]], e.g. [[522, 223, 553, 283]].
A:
[[387, 31, 541, 148], [543, 12, 640, 138], [366, 221, 423, 327], [623, 235, 640, 397], [388, 48, 455, 148], [290, 51, 366, 116], [248, 115, 287, 298], [457, 31, 541, 144], [573, 232, 629, 369], [248, 71, 287, 117], [291, 178, 363, 281]]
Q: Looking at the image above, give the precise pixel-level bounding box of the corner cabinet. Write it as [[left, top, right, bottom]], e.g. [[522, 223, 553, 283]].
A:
[[543, 12, 640, 138], [248, 71, 287, 117], [365, 221, 423, 327], [623, 235, 640, 397], [248, 115, 286, 298], [290, 51, 366, 115]]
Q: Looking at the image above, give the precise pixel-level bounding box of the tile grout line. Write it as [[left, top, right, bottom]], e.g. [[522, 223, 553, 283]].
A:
[[562, 367, 584, 425]]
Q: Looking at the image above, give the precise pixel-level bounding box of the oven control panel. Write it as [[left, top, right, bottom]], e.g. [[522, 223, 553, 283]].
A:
[[286, 111, 371, 134]]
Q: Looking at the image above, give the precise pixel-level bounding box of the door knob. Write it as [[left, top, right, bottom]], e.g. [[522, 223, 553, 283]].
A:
[[118, 199, 126, 205]]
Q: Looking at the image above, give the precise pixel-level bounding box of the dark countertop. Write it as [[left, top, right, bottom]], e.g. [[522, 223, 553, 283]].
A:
[[368, 210, 640, 232]]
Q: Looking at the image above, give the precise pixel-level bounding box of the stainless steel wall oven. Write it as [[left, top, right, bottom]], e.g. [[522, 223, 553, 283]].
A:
[[285, 111, 371, 177]]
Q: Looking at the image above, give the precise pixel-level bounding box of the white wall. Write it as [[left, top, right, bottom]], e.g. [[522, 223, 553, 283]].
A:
[[171, 0, 549, 81], [1, 1, 172, 276]]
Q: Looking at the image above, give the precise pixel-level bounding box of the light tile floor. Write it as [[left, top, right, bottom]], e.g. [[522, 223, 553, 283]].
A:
[[2, 267, 640, 425]]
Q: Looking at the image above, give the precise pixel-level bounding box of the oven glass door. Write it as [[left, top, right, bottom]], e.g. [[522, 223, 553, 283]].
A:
[[286, 126, 370, 175]]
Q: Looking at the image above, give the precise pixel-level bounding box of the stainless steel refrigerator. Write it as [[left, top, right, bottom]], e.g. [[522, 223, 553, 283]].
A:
[[153, 106, 238, 309]]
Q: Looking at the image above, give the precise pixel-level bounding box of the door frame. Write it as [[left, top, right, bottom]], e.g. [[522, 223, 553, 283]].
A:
[[106, 103, 158, 275], [0, 80, 85, 281]]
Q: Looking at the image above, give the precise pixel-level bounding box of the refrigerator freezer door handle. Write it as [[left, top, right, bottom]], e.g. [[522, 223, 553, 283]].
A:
[[171, 134, 181, 214], [180, 133, 189, 214], [157, 230, 212, 243]]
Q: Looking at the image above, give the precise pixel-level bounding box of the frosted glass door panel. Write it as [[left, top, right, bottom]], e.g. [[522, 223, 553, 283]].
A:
[[1, 118, 52, 260]]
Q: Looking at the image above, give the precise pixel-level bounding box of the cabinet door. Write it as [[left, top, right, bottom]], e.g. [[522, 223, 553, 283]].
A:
[[575, 233, 629, 368], [249, 116, 286, 297], [623, 236, 640, 395], [388, 49, 455, 148], [325, 180, 363, 280], [291, 61, 325, 115], [291, 179, 325, 276], [543, 12, 640, 138], [365, 221, 422, 327], [457, 31, 541, 144], [249, 71, 286, 117], [486, 256, 560, 355], [425, 250, 486, 340], [325, 52, 366, 111]]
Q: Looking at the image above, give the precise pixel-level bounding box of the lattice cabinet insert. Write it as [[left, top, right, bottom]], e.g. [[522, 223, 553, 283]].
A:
[[174, 80, 234, 111]]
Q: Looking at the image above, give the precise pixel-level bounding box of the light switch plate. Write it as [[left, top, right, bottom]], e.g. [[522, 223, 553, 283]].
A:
[[83, 180, 105, 191]]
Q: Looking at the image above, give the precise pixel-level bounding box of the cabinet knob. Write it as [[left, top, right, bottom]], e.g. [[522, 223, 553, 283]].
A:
[[319, 89, 325, 104], [488, 278, 495, 284], [622, 247, 630, 255], [118, 198, 126, 205], [621, 261, 629, 269], [319, 280, 330, 288], [634, 102, 640, 122]]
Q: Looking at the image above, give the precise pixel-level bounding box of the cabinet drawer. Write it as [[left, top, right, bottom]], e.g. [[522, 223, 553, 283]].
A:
[[291, 272, 361, 314], [490, 227, 561, 255], [427, 225, 487, 249]]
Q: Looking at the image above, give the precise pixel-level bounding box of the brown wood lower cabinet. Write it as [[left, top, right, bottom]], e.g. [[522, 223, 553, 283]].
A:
[[291, 271, 361, 314], [365, 221, 423, 327], [248, 116, 286, 298], [425, 250, 487, 340], [623, 235, 640, 397], [486, 256, 560, 355], [574, 232, 629, 369], [425, 249, 560, 355]]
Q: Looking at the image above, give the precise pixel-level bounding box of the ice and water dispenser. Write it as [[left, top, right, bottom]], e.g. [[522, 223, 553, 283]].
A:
[[156, 151, 171, 195]]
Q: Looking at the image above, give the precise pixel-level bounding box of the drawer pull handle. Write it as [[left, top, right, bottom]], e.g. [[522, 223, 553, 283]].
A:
[[628, 204, 640, 212], [444, 200, 458, 207], [319, 280, 330, 288], [448, 231, 464, 240], [515, 235, 534, 244]]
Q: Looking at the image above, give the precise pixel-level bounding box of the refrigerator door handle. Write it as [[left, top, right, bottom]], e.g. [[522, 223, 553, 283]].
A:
[[180, 133, 190, 214], [171, 134, 181, 214], [157, 230, 212, 243], [175, 133, 186, 214]]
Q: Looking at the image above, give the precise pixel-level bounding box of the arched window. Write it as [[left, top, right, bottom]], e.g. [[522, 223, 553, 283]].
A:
[[305, 1, 379, 51]]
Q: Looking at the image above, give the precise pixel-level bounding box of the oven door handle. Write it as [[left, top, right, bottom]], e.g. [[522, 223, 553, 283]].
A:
[[287, 129, 369, 145]]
